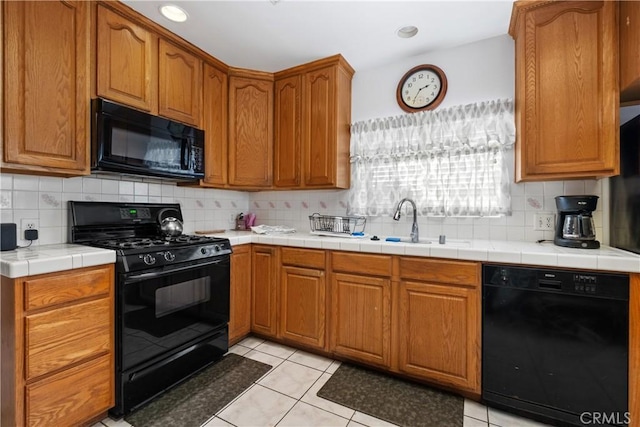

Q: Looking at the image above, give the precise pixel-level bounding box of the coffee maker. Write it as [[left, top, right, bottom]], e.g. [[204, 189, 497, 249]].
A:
[[554, 195, 600, 249]]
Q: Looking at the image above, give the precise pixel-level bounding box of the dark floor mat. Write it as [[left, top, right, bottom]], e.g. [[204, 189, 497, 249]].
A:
[[125, 353, 271, 427], [317, 363, 463, 427]]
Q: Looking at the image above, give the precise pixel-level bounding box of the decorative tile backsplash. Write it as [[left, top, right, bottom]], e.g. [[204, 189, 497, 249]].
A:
[[0, 173, 250, 247], [0, 172, 606, 247]]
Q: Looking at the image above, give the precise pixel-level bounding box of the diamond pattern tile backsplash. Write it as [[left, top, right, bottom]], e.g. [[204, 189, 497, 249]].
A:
[[0, 172, 606, 247]]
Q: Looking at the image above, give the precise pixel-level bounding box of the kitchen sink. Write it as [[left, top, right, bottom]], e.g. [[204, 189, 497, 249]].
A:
[[399, 237, 471, 247]]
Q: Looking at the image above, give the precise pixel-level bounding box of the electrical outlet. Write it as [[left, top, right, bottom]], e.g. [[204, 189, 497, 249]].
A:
[[20, 218, 39, 237], [533, 213, 555, 231]]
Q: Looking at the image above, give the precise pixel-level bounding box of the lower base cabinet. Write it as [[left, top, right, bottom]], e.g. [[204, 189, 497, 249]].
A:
[[331, 272, 391, 367], [1, 264, 115, 427], [230, 245, 252, 344], [280, 247, 327, 350], [251, 245, 279, 337], [397, 257, 481, 393]]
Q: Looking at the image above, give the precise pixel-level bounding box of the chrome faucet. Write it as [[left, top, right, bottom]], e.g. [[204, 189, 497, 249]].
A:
[[393, 198, 419, 243]]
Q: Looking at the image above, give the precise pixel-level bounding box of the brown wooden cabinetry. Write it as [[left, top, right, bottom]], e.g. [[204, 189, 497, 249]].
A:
[[251, 245, 279, 337], [158, 39, 202, 127], [1, 265, 115, 427], [201, 62, 229, 186], [96, 5, 157, 113], [330, 253, 393, 368], [280, 248, 327, 350], [228, 70, 274, 188], [230, 245, 252, 344], [509, 0, 619, 181], [96, 4, 202, 127], [274, 55, 354, 189], [2, 0, 90, 176], [620, 0, 640, 105], [396, 258, 481, 394]]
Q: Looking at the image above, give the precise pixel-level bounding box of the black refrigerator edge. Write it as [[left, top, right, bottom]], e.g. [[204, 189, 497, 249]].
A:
[[610, 113, 640, 255]]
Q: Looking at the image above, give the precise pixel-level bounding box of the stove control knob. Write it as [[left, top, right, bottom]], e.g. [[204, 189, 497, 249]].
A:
[[200, 247, 208, 255], [164, 251, 175, 262], [143, 254, 156, 265], [214, 245, 221, 252]]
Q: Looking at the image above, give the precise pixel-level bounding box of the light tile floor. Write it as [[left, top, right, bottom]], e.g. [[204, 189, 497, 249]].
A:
[[95, 338, 551, 427]]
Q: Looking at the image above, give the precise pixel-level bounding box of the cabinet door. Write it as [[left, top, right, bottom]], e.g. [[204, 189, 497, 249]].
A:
[[158, 39, 202, 126], [398, 281, 480, 393], [96, 5, 157, 113], [230, 245, 251, 343], [331, 272, 391, 367], [26, 354, 112, 427], [228, 76, 274, 187], [620, 0, 640, 105], [512, 0, 618, 181], [202, 62, 229, 186], [304, 66, 337, 187], [3, 0, 90, 174], [280, 266, 325, 349], [274, 75, 302, 187], [251, 245, 278, 337]]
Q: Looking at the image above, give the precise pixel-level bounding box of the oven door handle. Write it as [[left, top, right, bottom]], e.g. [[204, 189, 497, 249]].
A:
[[125, 258, 228, 282]]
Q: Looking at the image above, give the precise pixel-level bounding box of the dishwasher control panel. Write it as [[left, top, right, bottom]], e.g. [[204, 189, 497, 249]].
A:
[[483, 265, 629, 300]]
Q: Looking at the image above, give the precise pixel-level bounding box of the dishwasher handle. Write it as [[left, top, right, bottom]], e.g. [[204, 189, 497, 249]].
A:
[[538, 279, 562, 290]]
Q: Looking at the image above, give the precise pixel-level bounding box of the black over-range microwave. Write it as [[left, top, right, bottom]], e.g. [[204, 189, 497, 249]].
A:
[[91, 99, 205, 181]]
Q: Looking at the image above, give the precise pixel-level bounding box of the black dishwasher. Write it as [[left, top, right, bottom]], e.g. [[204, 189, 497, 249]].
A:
[[482, 265, 629, 426]]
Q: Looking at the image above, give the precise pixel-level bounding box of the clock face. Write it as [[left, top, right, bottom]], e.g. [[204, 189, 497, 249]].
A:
[[396, 65, 448, 112]]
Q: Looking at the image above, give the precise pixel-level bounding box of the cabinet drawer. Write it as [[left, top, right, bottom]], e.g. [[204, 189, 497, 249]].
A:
[[26, 354, 112, 427], [281, 247, 325, 269], [331, 252, 392, 277], [26, 297, 111, 380], [24, 265, 112, 311], [399, 257, 479, 287]]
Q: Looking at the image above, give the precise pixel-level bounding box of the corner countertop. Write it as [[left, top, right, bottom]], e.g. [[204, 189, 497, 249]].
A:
[[1, 233, 638, 278], [0, 244, 116, 278], [210, 230, 640, 273]]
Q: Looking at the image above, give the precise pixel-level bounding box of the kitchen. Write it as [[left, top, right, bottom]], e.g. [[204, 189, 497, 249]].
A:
[[1, 1, 640, 427]]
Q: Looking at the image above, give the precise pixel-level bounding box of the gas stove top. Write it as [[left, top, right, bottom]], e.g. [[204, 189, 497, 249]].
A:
[[92, 234, 221, 251], [68, 201, 233, 273]]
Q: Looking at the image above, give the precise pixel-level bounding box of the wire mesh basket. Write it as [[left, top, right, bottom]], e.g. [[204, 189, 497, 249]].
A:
[[308, 213, 366, 236]]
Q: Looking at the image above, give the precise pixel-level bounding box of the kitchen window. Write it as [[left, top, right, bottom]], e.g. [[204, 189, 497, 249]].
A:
[[347, 98, 515, 217]]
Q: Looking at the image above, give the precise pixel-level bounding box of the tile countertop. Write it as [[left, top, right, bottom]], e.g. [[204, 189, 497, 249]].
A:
[[211, 230, 640, 274], [0, 244, 116, 278], [1, 234, 639, 278]]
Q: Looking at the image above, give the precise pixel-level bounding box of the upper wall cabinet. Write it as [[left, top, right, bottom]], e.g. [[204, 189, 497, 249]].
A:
[[201, 62, 229, 186], [620, 1, 640, 105], [274, 55, 354, 189], [228, 69, 274, 188], [96, 5, 202, 127], [509, 0, 619, 182], [2, 1, 91, 176], [96, 5, 157, 113], [158, 39, 202, 127]]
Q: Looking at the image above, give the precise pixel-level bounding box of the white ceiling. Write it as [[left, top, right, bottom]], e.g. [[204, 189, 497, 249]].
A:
[[121, 0, 514, 73]]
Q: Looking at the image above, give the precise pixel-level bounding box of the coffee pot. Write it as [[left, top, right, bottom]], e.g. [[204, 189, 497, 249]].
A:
[[554, 196, 600, 249]]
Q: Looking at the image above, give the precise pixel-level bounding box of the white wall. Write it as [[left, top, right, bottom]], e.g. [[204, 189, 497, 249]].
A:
[[352, 35, 515, 122]]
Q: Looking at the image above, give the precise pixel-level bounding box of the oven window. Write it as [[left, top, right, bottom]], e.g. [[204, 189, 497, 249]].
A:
[[155, 277, 211, 318]]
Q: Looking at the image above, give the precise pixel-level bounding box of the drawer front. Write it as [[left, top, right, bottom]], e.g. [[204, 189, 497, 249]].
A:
[[26, 354, 113, 427], [24, 265, 112, 311], [399, 257, 479, 287], [26, 297, 111, 380], [331, 252, 392, 277], [281, 247, 325, 269]]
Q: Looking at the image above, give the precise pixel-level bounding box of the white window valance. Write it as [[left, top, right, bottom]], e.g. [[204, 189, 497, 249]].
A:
[[347, 98, 516, 217]]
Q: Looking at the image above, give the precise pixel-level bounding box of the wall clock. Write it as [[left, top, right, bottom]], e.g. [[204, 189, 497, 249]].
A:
[[396, 64, 448, 113]]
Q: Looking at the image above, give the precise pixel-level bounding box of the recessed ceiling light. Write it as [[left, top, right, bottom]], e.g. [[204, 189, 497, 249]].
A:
[[160, 5, 188, 23], [397, 26, 419, 39]]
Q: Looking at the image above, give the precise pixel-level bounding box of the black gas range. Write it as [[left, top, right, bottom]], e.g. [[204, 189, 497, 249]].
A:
[[69, 201, 231, 418]]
